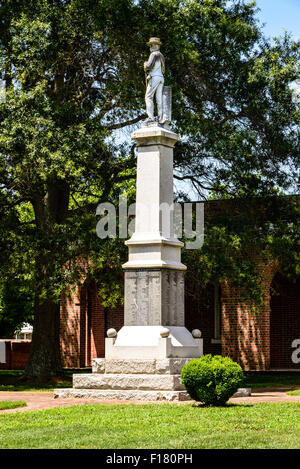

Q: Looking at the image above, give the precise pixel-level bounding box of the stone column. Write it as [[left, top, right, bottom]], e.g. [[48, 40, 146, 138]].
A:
[[106, 125, 202, 359]]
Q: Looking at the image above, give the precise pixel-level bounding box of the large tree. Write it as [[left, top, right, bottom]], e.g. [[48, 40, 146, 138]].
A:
[[0, 0, 299, 379], [0, 0, 144, 378]]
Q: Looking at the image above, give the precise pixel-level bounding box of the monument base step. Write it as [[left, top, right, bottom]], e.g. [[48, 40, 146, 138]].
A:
[[53, 387, 251, 401], [73, 373, 184, 391], [54, 388, 191, 401], [54, 358, 251, 402], [92, 357, 194, 375]]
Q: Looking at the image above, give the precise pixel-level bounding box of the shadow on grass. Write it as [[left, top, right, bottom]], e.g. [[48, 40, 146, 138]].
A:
[[191, 402, 254, 409], [243, 372, 300, 389], [0, 368, 93, 391], [0, 370, 73, 391]]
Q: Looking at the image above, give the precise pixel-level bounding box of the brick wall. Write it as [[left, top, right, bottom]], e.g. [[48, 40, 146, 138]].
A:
[[221, 260, 278, 370], [60, 281, 124, 368], [61, 271, 273, 370], [270, 273, 300, 369], [88, 282, 106, 363], [0, 340, 31, 370], [60, 287, 82, 368], [185, 282, 222, 356], [0, 341, 12, 370], [60, 261, 300, 371], [60, 277, 221, 368], [106, 302, 124, 336]]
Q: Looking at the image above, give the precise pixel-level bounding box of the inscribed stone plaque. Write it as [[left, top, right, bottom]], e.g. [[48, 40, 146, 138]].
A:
[[124, 269, 185, 327]]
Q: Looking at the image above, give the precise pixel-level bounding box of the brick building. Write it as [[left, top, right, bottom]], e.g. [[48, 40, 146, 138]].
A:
[[60, 271, 300, 371], [0, 340, 31, 370], [60, 198, 300, 371], [0, 324, 33, 370]]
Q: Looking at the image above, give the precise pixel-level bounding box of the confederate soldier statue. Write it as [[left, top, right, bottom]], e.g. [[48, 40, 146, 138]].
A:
[[144, 37, 170, 125]]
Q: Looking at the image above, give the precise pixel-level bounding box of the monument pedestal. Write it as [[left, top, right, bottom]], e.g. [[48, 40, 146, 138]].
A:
[[115, 127, 201, 361], [54, 356, 194, 401], [105, 327, 202, 359], [54, 126, 203, 401]]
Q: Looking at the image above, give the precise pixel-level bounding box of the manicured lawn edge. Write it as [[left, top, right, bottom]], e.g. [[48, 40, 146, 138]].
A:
[[0, 402, 299, 449], [0, 400, 27, 410], [286, 390, 300, 396]]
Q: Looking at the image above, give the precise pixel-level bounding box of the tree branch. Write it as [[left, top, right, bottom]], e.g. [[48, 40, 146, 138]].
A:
[[103, 114, 147, 131]]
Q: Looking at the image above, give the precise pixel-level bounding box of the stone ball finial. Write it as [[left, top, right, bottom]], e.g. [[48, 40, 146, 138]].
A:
[[192, 329, 202, 338], [107, 328, 117, 338], [160, 327, 170, 338]]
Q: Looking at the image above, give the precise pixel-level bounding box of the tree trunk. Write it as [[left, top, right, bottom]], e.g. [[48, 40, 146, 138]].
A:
[[25, 296, 62, 379], [24, 179, 69, 380]]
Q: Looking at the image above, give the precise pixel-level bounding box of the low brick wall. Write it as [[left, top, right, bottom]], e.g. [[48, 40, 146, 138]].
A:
[[60, 281, 124, 368], [0, 340, 31, 370]]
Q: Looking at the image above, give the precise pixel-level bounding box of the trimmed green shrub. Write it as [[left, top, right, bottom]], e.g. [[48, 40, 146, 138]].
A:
[[181, 355, 244, 406]]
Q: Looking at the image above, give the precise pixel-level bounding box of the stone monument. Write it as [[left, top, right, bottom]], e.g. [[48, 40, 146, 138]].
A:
[[143, 37, 171, 126], [54, 38, 203, 401]]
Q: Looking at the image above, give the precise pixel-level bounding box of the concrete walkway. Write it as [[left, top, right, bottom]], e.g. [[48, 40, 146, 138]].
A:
[[0, 388, 300, 414], [0, 391, 129, 414]]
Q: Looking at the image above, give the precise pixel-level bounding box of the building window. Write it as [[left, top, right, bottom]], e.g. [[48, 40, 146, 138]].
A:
[[211, 284, 221, 344]]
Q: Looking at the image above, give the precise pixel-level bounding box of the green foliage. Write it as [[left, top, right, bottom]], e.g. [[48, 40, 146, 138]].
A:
[[182, 196, 299, 306], [0, 281, 34, 338], [286, 390, 300, 396], [181, 355, 244, 405], [0, 400, 27, 410], [0, 0, 142, 312]]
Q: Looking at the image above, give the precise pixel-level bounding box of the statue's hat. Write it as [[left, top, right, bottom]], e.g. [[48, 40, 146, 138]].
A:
[[147, 37, 162, 46]]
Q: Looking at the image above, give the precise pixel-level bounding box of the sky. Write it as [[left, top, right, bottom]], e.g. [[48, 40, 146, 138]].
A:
[[254, 0, 299, 40]]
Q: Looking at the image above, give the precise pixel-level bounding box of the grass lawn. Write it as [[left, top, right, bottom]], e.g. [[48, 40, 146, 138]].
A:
[[0, 402, 299, 449], [0, 400, 27, 410], [287, 390, 300, 396], [0, 370, 75, 391], [243, 372, 300, 389]]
